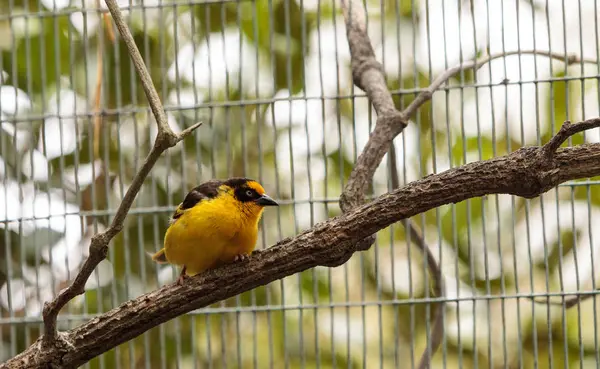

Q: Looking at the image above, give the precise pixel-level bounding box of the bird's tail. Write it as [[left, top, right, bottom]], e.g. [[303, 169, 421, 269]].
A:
[[147, 249, 168, 264]]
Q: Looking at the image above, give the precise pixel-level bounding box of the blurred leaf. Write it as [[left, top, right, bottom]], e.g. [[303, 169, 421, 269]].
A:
[[394, 71, 431, 110], [523, 334, 574, 369], [450, 68, 476, 85], [240, 0, 307, 93], [51, 123, 93, 170], [299, 269, 329, 300], [20, 228, 64, 260], [391, 73, 433, 169], [104, 32, 167, 109], [0, 20, 12, 51], [193, 1, 240, 34], [451, 136, 496, 167], [471, 276, 507, 293], [566, 296, 600, 354], [543, 70, 584, 147], [239, 0, 271, 47], [0, 129, 24, 177], [543, 229, 576, 274], [372, 0, 418, 20], [326, 148, 354, 181], [272, 0, 306, 93], [1, 0, 41, 12], [80, 168, 116, 226], [2, 15, 76, 94], [441, 197, 483, 262], [400, 0, 417, 17], [89, 342, 118, 369], [574, 182, 600, 207], [236, 285, 271, 307]]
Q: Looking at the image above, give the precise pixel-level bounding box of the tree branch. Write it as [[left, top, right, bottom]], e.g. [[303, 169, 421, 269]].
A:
[[339, 44, 598, 214], [336, 0, 599, 365], [338, 0, 407, 213], [40, 0, 202, 347], [335, 2, 444, 363], [3, 119, 600, 368], [337, 0, 598, 237]]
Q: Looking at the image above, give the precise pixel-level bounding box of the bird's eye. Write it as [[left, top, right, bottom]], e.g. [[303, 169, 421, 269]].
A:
[[246, 190, 254, 197]]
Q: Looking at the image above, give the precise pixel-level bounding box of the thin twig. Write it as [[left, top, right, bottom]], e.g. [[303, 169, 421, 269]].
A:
[[41, 0, 202, 343], [102, 0, 178, 142], [540, 292, 598, 309], [403, 50, 599, 119], [542, 119, 600, 159], [338, 0, 407, 213], [103, 12, 116, 42], [93, 0, 108, 159], [529, 119, 600, 308]]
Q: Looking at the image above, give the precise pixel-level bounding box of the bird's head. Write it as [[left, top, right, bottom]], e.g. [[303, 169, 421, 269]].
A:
[[223, 177, 278, 216]]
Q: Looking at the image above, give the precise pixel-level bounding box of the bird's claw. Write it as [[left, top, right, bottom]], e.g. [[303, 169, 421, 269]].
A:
[[177, 266, 188, 286], [233, 253, 250, 262], [177, 274, 189, 286]]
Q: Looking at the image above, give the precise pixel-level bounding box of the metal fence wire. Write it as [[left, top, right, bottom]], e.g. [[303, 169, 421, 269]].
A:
[[2, 0, 600, 368]]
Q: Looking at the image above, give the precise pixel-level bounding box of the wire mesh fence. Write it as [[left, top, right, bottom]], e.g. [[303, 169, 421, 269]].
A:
[[2, 0, 600, 368]]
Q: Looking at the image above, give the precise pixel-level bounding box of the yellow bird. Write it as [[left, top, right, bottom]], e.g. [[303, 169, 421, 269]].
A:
[[151, 177, 278, 285]]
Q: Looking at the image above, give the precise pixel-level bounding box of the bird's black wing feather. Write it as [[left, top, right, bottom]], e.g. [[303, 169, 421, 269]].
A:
[[181, 180, 223, 209], [170, 180, 224, 222]]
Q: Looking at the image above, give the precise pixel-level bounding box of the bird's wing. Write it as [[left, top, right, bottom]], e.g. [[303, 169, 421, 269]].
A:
[[168, 180, 224, 224]]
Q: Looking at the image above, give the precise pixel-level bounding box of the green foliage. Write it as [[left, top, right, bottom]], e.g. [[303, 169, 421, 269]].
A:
[[2, 15, 75, 96], [544, 70, 586, 147], [105, 33, 167, 108], [451, 136, 496, 166]]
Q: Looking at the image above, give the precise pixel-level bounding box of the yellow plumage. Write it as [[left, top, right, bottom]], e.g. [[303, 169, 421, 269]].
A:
[[150, 177, 278, 284]]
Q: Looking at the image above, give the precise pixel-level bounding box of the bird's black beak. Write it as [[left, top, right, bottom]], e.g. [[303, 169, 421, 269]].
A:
[[255, 194, 278, 206]]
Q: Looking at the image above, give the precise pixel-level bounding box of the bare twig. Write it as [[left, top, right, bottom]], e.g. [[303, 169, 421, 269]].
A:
[[4, 119, 600, 368], [41, 0, 202, 345], [338, 0, 407, 212], [102, 12, 116, 42], [102, 0, 190, 144], [340, 0, 449, 353], [92, 35, 103, 159], [542, 119, 600, 159], [530, 119, 600, 309], [538, 291, 598, 309], [93, 0, 110, 159], [404, 50, 598, 119]]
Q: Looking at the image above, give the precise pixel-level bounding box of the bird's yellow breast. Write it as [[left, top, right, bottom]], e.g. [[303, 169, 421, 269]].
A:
[[163, 191, 264, 275]]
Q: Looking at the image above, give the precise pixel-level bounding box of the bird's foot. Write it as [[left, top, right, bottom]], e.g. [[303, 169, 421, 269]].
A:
[[177, 266, 188, 286], [177, 274, 189, 286], [233, 253, 250, 263]]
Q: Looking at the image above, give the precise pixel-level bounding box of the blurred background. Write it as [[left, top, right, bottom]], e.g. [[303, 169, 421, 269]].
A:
[[2, 0, 600, 368]]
